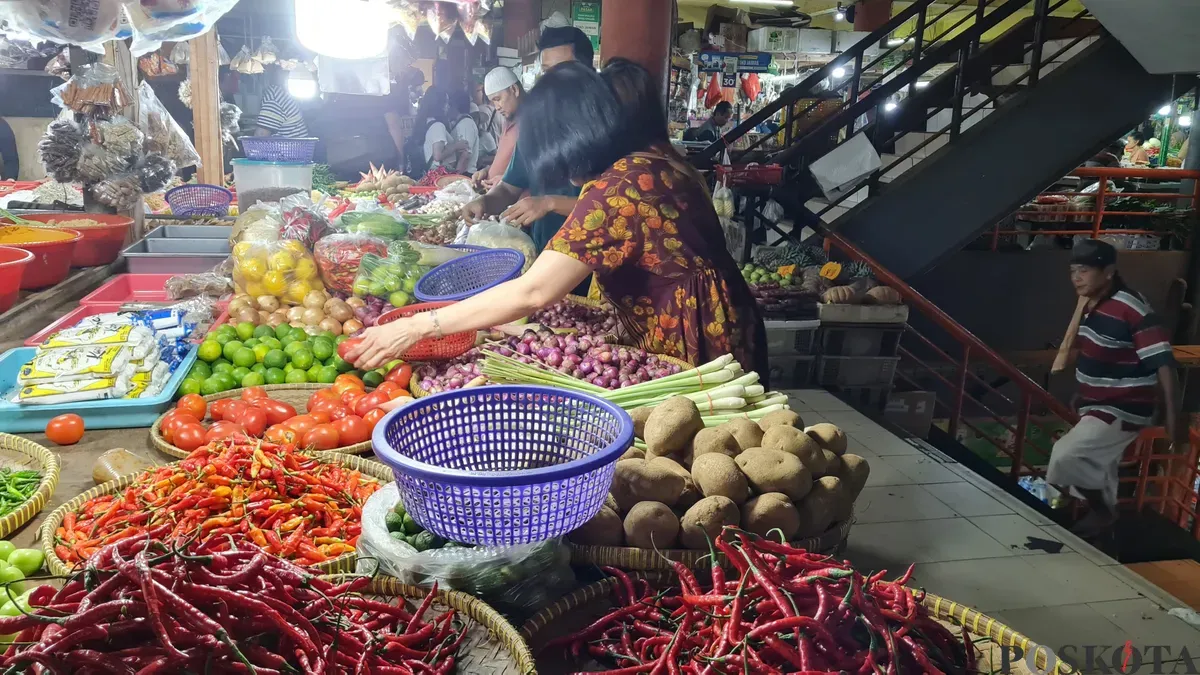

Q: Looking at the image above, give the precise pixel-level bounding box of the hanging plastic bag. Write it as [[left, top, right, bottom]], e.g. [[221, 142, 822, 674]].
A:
[[705, 72, 725, 109], [171, 42, 190, 64], [43, 49, 70, 80], [742, 72, 761, 101], [51, 62, 132, 116], [456, 1, 480, 44], [138, 52, 178, 78], [254, 36, 279, 65], [356, 485, 577, 615], [279, 192, 331, 248], [231, 238, 325, 304], [465, 219, 536, 272], [218, 40, 231, 65], [137, 81, 201, 169], [427, 2, 459, 42], [314, 233, 389, 294], [6, 0, 126, 53]]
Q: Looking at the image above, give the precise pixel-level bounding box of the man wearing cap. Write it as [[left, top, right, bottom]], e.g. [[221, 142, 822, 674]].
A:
[[1048, 239, 1182, 538], [471, 67, 523, 190]]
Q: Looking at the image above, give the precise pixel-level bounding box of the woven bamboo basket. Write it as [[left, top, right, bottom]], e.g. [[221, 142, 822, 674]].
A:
[[570, 515, 853, 571], [150, 384, 375, 458], [521, 574, 1073, 675], [39, 451, 392, 577], [0, 434, 59, 539]]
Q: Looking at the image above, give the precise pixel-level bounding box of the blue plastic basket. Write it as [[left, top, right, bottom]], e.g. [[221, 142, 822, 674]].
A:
[[446, 244, 486, 253], [240, 136, 319, 163], [165, 184, 233, 217], [372, 385, 634, 546], [414, 248, 525, 302]]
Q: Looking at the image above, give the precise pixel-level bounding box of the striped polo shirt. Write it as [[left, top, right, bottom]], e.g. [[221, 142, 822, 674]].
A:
[[257, 86, 308, 138], [1075, 287, 1176, 428]]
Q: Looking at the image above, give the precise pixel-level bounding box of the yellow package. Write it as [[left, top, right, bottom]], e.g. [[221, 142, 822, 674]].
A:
[[19, 346, 131, 385], [18, 375, 132, 405], [42, 324, 156, 359], [232, 238, 325, 304]]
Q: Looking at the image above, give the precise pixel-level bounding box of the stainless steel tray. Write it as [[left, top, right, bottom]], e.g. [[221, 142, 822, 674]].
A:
[[121, 238, 230, 274], [142, 225, 233, 240]]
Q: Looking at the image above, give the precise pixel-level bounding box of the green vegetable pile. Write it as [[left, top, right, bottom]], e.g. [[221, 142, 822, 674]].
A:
[[384, 499, 466, 552], [311, 163, 337, 194], [0, 470, 41, 520], [0, 538, 46, 645], [184, 322, 359, 395]]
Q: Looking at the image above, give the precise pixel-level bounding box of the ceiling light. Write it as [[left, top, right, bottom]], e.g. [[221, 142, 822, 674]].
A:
[[832, 66, 846, 78], [1180, 115, 1192, 128], [834, 10, 846, 21], [730, 0, 794, 5], [884, 101, 898, 112], [915, 80, 929, 88], [887, 38, 904, 47], [295, 0, 389, 60], [1158, 104, 1173, 116], [288, 69, 318, 100]]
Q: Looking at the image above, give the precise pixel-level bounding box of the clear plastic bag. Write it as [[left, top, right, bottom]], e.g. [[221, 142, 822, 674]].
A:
[[165, 271, 234, 301], [91, 173, 141, 211], [171, 41, 190, 64], [465, 219, 536, 272], [313, 233, 388, 294], [231, 202, 283, 243], [336, 208, 410, 240], [349, 251, 427, 309], [6, 0, 126, 53], [231, 238, 325, 303], [137, 81, 201, 169], [126, 0, 238, 56], [356, 485, 576, 615], [254, 36, 279, 65], [279, 192, 331, 248], [51, 62, 132, 115]]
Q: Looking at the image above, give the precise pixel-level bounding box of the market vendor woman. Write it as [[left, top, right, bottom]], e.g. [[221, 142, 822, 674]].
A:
[[348, 62, 767, 376]]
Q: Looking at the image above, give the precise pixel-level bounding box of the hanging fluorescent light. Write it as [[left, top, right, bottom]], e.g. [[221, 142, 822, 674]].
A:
[[887, 38, 904, 47], [884, 101, 898, 112], [295, 0, 389, 60], [832, 66, 846, 78], [915, 80, 929, 88], [1158, 104, 1173, 116], [1180, 115, 1193, 128], [288, 69, 318, 100]]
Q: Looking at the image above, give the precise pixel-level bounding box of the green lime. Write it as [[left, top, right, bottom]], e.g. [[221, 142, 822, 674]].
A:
[[232, 347, 257, 369], [265, 367, 286, 384], [200, 376, 225, 396], [307, 363, 324, 382], [251, 363, 267, 375], [284, 363, 295, 374], [253, 324, 274, 339], [198, 340, 222, 363], [362, 370, 384, 388], [243, 338, 259, 349], [222, 340, 245, 362], [388, 291, 410, 308], [368, 281, 386, 297], [402, 276, 418, 293], [311, 338, 334, 363], [178, 378, 202, 396], [236, 322, 256, 341], [217, 372, 240, 391], [264, 349, 287, 370], [334, 335, 349, 345], [285, 369, 308, 384], [317, 365, 339, 384], [189, 361, 212, 380], [259, 336, 281, 350], [252, 344, 271, 363], [230, 367, 251, 383], [291, 349, 314, 370], [241, 371, 266, 388], [283, 340, 305, 357], [212, 361, 234, 375], [213, 332, 234, 346], [331, 355, 354, 373]]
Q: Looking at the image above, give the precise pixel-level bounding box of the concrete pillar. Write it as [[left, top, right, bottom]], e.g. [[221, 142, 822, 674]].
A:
[[600, 0, 673, 97], [854, 0, 893, 32]]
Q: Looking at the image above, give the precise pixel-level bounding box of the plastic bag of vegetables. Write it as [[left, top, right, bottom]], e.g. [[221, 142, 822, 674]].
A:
[[231, 238, 325, 304], [313, 232, 388, 294], [466, 219, 536, 272], [350, 252, 428, 312], [387, 240, 470, 267], [337, 208, 410, 240], [279, 191, 331, 247], [357, 485, 576, 615]]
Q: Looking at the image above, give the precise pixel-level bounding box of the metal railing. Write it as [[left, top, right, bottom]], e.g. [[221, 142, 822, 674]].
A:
[[987, 167, 1200, 250], [1121, 428, 1200, 534]]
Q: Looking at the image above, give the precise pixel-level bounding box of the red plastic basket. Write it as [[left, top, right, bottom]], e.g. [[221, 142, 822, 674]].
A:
[[11, 213, 131, 267], [0, 246, 32, 314], [376, 301, 474, 362], [80, 274, 176, 305], [715, 164, 784, 186]]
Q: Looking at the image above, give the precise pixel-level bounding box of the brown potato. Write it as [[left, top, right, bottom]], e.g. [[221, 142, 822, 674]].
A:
[[644, 396, 703, 459], [569, 506, 624, 546], [650, 457, 700, 509], [720, 418, 764, 451], [686, 427, 739, 466], [631, 406, 654, 439], [690, 453, 749, 504], [757, 409, 803, 431], [837, 454, 871, 501], [735, 448, 813, 501], [680, 496, 740, 550], [611, 459, 685, 511], [623, 501, 680, 549], [795, 476, 847, 537], [620, 447, 646, 461], [741, 492, 800, 539], [761, 425, 828, 475], [605, 493, 620, 514], [816, 449, 842, 477], [805, 423, 848, 455]]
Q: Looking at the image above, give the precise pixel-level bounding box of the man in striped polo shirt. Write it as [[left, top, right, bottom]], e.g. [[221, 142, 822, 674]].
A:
[[1047, 239, 1182, 538]]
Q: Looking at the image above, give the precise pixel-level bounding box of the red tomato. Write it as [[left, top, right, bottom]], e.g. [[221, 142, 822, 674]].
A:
[[341, 390, 366, 409], [303, 424, 341, 451], [174, 423, 207, 452], [354, 391, 389, 417], [209, 399, 235, 421], [256, 400, 297, 426], [337, 338, 364, 362], [385, 363, 413, 385], [241, 386, 268, 402], [176, 394, 207, 420], [333, 415, 371, 446], [222, 400, 248, 423], [332, 374, 365, 395], [162, 413, 200, 444], [45, 414, 85, 446], [324, 405, 350, 421], [285, 415, 319, 438], [307, 388, 339, 412], [205, 421, 244, 443], [363, 408, 386, 433], [376, 382, 399, 397], [308, 410, 332, 425], [389, 389, 411, 400], [239, 407, 268, 438], [265, 424, 298, 445]]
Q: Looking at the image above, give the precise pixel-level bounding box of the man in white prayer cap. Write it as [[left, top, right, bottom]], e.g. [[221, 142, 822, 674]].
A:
[[471, 67, 523, 189]]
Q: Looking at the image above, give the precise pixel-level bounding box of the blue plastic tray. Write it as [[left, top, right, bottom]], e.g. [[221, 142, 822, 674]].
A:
[[0, 346, 198, 433]]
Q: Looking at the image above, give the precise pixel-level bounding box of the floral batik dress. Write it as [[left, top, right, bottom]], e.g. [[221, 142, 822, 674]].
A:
[[548, 151, 767, 377]]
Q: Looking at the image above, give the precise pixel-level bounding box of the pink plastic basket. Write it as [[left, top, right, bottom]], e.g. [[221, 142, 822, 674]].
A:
[[80, 274, 175, 305]]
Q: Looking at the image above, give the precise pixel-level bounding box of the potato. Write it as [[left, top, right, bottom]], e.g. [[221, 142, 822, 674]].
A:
[[817, 449, 842, 477], [680, 496, 740, 550], [611, 459, 684, 511], [761, 426, 827, 474], [620, 447, 646, 461], [644, 396, 703, 458], [686, 427, 739, 466], [805, 423, 848, 455], [631, 406, 655, 439], [569, 506, 624, 546], [742, 493, 800, 539], [650, 457, 700, 509], [605, 493, 620, 514], [720, 418, 764, 451], [795, 476, 848, 537], [758, 409, 803, 431], [735, 448, 813, 501], [690, 453, 749, 504], [837, 454, 871, 501], [623, 501, 680, 549]]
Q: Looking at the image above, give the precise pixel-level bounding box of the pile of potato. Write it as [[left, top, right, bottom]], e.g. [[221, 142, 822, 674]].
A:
[[570, 397, 871, 550]]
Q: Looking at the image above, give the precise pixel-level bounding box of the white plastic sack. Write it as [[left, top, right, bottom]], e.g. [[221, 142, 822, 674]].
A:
[[808, 132, 881, 201], [5, 0, 127, 53], [466, 219, 537, 271]]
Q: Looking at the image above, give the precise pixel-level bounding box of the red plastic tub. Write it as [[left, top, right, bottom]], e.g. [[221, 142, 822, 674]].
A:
[[80, 274, 175, 305], [8, 213, 131, 267], [0, 246, 33, 314], [24, 302, 123, 346], [0, 227, 83, 290]]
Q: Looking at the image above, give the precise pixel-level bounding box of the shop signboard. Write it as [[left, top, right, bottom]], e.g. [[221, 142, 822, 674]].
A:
[[698, 51, 772, 73], [572, 0, 601, 52]]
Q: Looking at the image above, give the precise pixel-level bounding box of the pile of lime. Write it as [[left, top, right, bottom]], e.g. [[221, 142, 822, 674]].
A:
[[181, 321, 364, 396], [741, 263, 795, 287]]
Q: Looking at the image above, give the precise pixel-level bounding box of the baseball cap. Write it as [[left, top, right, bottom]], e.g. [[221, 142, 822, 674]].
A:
[[484, 67, 519, 96], [1070, 238, 1118, 268]]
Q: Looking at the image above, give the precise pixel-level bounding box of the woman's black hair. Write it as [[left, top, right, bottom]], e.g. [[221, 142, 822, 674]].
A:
[[601, 57, 669, 147], [416, 88, 449, 128], [448, 89, 472, 116], [517, 61, 636, 189], [1130, 129, 1147, 144]]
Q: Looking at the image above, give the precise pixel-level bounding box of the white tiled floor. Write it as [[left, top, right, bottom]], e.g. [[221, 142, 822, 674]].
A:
[[786, 390, 1200, 671]]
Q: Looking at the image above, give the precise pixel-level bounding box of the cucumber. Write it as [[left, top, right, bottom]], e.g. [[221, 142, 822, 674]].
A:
[[384, 511, 404, 532]]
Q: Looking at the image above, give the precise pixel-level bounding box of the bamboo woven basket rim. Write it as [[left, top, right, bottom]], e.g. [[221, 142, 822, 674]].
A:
[[570, 516, 853, 571], [520, 575, 1073, 674], [150, 383, 375, 458], [363, 577, 536, 674], [0, 434, 59, 540], [39, 450, 392, 578]]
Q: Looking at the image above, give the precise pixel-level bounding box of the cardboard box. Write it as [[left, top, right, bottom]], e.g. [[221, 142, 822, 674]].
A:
[[719, 23, 749, 52], [885, 391, 936, 438]]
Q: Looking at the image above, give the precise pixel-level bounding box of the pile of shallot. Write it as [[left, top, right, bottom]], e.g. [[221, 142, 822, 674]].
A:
[[531, 299, 619, 335]]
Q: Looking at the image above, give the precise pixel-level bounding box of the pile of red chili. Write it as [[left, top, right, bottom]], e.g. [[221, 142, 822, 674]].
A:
[[55, 438, 380, 568], [547, 527, 972, 675], [1, 536, 467, 674]]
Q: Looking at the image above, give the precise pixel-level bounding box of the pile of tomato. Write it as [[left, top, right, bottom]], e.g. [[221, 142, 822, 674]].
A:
[[159, 368, 413, 453]]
